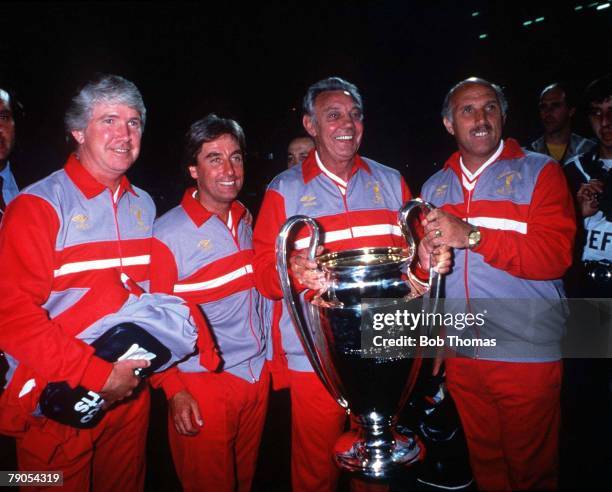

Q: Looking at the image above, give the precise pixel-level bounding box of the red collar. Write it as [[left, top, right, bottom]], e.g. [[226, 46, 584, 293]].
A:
[[64, 153, 137, 200], [301, 149, 372, 184], [443, 138, 525, 175], [180, 187, 247, 228]]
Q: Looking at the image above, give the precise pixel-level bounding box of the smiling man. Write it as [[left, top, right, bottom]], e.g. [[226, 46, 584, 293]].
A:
[[0, 75, 158, 490], [253, 77, 449, 492], [149, 114, 268, 492], [420, 77, 576, 491]]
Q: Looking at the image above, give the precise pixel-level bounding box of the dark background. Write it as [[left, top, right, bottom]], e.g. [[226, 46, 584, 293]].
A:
[[1, 1, 610, 215], [0, 1, 610, 490]]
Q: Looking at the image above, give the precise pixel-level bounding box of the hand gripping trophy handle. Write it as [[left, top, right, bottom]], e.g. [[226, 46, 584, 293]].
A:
[[398, 198, 442, 311], [276, 216, 349, 409]]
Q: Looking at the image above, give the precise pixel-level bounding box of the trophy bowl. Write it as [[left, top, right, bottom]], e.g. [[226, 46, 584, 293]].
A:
[[276, 200, 440, 479]]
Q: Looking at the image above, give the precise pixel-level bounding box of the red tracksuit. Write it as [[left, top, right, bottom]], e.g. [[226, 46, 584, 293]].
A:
[[421, 139, 576, 490], [150, 190, 269, 492], [0, 155, 156, 491], [253, 151, 411, 491]]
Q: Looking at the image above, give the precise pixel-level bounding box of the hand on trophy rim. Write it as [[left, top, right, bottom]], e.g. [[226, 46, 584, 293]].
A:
[[422, 208, 473, 249], [289, 246, 326, 292]]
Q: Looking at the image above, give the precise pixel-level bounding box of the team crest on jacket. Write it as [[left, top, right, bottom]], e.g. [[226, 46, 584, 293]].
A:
[[372, 181, 383, 204], [130, 206, 150, 231], [496, 170, 522, 196], [71, 214, 90, 231], [198, 239, 212, 251], [300, 195, 317, 207], [434, 184, 448, 198]]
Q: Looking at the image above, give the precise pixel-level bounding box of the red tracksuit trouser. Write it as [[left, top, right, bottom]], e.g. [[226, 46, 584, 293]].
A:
[[17, 386, 150, 492], [289, 370, 347, 492], [168, 368, 269, 492], [446, 358, 561, 491]]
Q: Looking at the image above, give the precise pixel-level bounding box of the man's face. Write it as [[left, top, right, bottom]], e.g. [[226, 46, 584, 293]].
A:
[[538, 87, 574, 135], [189, 133, 244, 212], [0, 100, 16, 165], [589, 96, 612, 157], [71, 102, 142, 182], [443, 83, 504, 168], [287, 137, 314, 168], [303, 90, 363, 168]]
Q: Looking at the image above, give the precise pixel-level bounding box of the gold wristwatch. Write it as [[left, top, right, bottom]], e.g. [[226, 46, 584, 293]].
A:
[[467, 227, 481, 249]]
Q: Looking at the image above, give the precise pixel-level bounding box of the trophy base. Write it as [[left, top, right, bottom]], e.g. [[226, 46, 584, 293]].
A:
[[333, 426, 425, 479]]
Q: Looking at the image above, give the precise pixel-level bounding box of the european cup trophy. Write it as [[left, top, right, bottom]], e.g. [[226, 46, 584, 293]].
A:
[[276, 199, 441, 479]]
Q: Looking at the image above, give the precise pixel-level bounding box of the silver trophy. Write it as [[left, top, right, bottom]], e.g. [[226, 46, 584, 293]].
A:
[[276, 199, 441, 479]]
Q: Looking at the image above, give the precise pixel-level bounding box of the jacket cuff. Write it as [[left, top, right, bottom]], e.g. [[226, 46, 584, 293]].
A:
[[471, 227, 489, 256], [413, 262, 430, 281], [159, 371, 187, 400], [80, 356, 114, 393]]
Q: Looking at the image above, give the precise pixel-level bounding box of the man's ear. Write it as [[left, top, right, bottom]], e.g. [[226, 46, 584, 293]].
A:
[[71, 129, 85, 145], [303, 115, 317, 138], [188, 165, 198, 180], [443, 117, 455, 136], [569, 107, 576, 118]]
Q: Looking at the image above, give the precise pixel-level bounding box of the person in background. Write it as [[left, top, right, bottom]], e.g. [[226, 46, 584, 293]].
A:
[[562, 74, 612, 490], [287, 134, 314, 168], [0, 87, 20, 213], [530, 82, 596, 164]]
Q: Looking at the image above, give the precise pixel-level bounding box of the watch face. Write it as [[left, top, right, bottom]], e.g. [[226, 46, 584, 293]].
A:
[[469, 229, 481, 247]]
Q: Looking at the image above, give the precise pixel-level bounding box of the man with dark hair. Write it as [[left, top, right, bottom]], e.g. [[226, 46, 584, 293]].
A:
[[0, 74, 200, 491], [562, 73, 612, 490], [421, 76, 576, 490], [0, 87, 19, 213], [565, 74, 612, 291], [287, 135, 315, 168], [253, 76, 449, 492], [149, 114, 269, 492], [530, 82, 596, 164]]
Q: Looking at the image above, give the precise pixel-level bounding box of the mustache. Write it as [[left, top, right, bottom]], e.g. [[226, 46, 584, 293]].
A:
[[470, 124, 493, 134]]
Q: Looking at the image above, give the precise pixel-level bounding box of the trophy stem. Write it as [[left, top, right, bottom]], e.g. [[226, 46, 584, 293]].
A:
[[334, 413, 423, 479]]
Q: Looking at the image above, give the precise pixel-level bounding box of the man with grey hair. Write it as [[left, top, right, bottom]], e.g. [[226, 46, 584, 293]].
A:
[[253, 76, 450, 491], [530, 82, 596, 164], [0, 87, 19, 214], [420, 77, 576, 490], [0, 74, 158, 491]]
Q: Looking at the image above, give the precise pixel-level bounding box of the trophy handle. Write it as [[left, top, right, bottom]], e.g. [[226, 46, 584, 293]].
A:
[[276, 216, 349, 409], [398, 199, 442, 302]]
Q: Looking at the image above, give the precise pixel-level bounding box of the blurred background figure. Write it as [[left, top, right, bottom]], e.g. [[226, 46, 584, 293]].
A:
[[561, 73, 612, 492], [530, 82, 596, 164], [287, 135, 314, 168], [0, 87, 20, 213]]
